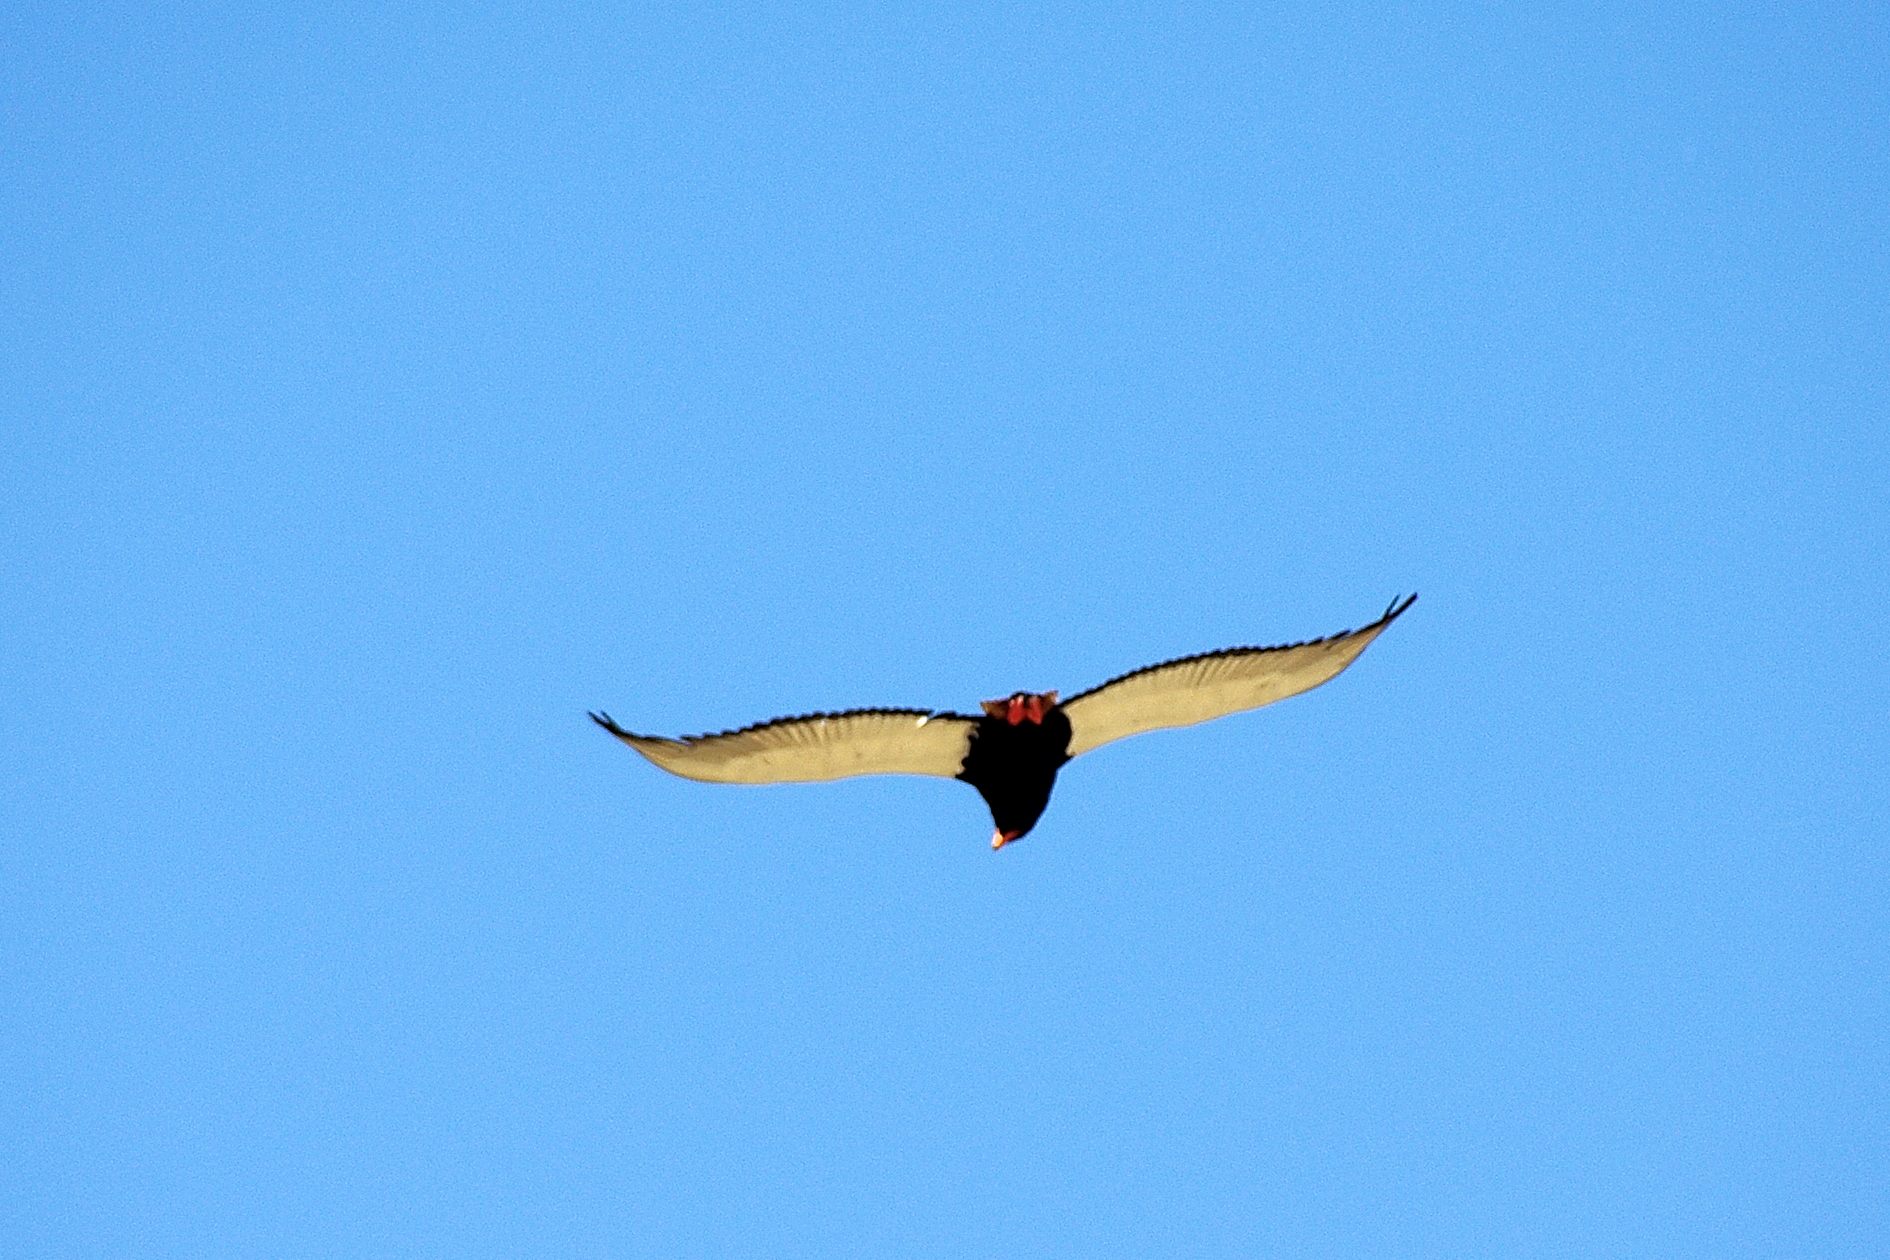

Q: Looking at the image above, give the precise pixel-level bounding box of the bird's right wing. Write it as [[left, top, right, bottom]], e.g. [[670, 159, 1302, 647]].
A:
[[590, 708, 978, 785], [1060, 594, 1415, 759]]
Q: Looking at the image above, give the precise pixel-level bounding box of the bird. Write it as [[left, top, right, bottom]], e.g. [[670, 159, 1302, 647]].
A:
[[592, 593, 1414, 850]]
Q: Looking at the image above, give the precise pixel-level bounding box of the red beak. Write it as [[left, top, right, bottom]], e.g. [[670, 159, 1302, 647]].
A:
[[991, 829, 1023, 850]]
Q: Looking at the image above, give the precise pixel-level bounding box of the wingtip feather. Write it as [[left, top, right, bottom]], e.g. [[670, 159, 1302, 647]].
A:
[[590, 710, 640, 741]]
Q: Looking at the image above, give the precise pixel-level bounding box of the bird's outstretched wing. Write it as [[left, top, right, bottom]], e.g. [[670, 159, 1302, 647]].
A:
[[1060, 594, 1416, 759], [590, 707, 979, 785]]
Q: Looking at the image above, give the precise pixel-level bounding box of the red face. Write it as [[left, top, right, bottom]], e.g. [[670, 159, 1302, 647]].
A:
[[980, 690, 1060, 726]]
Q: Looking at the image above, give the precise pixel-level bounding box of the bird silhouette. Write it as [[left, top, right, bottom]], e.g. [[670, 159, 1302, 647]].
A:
[[593, 594, 1415, 849]]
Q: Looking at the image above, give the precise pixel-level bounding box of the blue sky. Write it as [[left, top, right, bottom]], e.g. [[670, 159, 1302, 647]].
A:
[[4, 2, 1885, 1255]]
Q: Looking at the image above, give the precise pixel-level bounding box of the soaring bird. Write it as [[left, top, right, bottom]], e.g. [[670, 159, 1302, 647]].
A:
[[592, 594, 1414, 850]]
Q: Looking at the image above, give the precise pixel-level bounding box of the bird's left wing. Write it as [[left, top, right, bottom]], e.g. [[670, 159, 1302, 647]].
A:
[[590, 707, 978, 785], [1060, 594, 1415, 759]]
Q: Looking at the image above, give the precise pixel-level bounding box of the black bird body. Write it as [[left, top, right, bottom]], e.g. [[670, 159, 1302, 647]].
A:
[[592, 594, 1414, 850], [956, 706, 1073, 844]]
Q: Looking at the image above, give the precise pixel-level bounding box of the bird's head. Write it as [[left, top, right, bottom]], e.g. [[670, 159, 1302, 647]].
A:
[[980, 690, 1060, 727]]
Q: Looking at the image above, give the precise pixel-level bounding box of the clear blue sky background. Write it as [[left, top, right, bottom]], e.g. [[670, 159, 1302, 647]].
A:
[[5, 3, 1885, 1255]]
